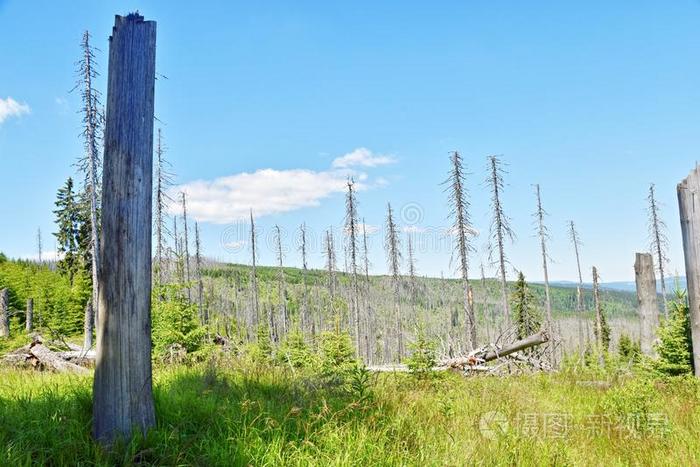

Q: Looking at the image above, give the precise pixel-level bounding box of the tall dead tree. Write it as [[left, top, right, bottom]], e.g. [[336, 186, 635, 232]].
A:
[[592, 266, 604, 354], [249, 210, 259, 329], [181, 192, 191, 300], [444, 151, 476, 349], [299, 223, 310, 335], [93, 13, 157, 444], [324, 227, 338, 332], [153, 128, 173, 287], [635, 252, 658, 355], [406, 232, 417, 307], [36, 228, 42, 264], [194, 222, 205, 325], [487, 155, 514, 327], [677, 167, 700, 376], [361, 219, 373, 361], [647, 183, 669, 317], [325, 228, 337, 300], [274, 224, 288, 339], [345, 179, 362, 356], [385, 203, 403, 361], [568, 221, 585, 312], [0, 288, 8, 338], [534, 184, 554, 364], [26, 298, 33, 332], [75, 30, 103, 346]]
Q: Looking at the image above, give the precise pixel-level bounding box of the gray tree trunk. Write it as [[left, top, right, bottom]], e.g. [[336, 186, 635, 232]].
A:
[[634, 252, 658, 356], [0, 288, 9, 337], [92, 13, 157, 444], [677, 167, 700, 376], [25, 298, 33, 332], [83, 299, 94, 349]]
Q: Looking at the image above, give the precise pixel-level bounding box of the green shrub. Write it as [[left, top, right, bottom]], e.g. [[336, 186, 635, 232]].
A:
[[618, 333, 641, 362], [406, 324, 437, 379], [277, 327, 316, 368], [654, 289, 693, 376], [600, 378, 665, 436], [319, 328, 358, 385], [152, 284, 206, 357]]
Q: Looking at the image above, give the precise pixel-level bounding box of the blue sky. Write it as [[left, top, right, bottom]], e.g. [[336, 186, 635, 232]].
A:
[[1, 1, 699, 282]]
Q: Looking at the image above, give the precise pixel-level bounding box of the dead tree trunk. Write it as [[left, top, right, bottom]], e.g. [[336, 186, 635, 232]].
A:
[[441, 329, 549, 368], [677, 167, 700, 377], [25, 298, 33, 332], [92, 13, 157, 444], [0, 288, 8, 338], [635, 253, 658, 355], [83, 299, 94, 349]]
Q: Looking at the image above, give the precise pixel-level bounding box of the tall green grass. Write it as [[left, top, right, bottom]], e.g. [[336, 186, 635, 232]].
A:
[[1, 361, 699, 466]]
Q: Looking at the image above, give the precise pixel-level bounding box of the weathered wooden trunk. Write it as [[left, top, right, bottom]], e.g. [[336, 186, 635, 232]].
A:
[[25, 298, 33, 332], [92, 13, 157, 444], [634, 252, 658, 355], [0, 288, 9, 337], [677, 167, 700, 377]]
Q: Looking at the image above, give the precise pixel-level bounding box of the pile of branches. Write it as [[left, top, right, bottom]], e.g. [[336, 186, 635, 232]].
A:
[[1, 334, 94, 374], [438, 328, 553, 375]]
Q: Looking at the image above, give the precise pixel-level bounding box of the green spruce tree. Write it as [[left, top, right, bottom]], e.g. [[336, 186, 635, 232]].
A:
[[511, 272, 542, 339]]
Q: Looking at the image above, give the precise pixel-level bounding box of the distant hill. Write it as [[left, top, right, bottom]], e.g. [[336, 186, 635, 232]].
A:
[[548, 277, 686, 294]]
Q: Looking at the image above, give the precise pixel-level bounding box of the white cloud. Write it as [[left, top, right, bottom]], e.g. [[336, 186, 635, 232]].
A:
[[332, 147, 396, 169], [352, 223, 380, 236], [0, 97, 30, 124], [173, 148, 394, 224], [403, 226, 427, 234], [173, 168, 348, 223]]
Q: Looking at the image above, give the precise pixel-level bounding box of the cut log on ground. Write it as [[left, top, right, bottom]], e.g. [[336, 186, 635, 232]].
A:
[[439, 329, 550, 370], [367, 329, 550, 374], [1, 335, 93, 374]]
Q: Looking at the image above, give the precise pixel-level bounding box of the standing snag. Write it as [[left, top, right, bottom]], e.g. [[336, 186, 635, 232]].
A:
[[444, 151, 476, 350], [385, 203, 403, 361], [647, 183, 669, 317], [635, 252, 658, 356], [75, 30, 103, 337], [534, 184, 554, 364], [92, 13, 157, 444], [0, 288, 8, 338], [344, 178, 362, 356], [486, 155, 514, 327], [677, 167, 700, 376]]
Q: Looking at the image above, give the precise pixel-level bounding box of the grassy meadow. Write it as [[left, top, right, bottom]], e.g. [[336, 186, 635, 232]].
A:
[[1, 357, 699, 466]]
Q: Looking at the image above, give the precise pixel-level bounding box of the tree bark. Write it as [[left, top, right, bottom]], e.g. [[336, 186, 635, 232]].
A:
[[0, 288, 9, 337], [25, 298, 33, 332], [634, 252, 658, 355], [677, 167, 700, 377], [440, 329, 549, 368], [92, 13, 157, 444]]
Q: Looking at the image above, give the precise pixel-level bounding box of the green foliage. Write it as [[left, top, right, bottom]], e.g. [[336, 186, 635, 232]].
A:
[[319, 328, 358, 385], [406, 324, 437, 379], [511, 272, 542, 339], [0, 259, 85, 336], [53, 177, 93, 283], [600, 378, 664, 436], [654, 289, 693, 376], [276, 327, 316, 368], [348, 363, 372, 400], [595, 306, 612, 352], [152, 284, 206, 357], [618, 333, 641, 362], [247, 325, 274, 364], [0, 364, 696, 465]]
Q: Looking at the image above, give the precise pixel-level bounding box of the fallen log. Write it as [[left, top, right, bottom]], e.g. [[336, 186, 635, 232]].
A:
[[28, 344, 90, 375], [366, 330, 551, 374]]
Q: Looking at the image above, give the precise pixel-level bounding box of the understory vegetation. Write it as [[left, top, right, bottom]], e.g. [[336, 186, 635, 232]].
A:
[[1, 358, 699, 466]]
